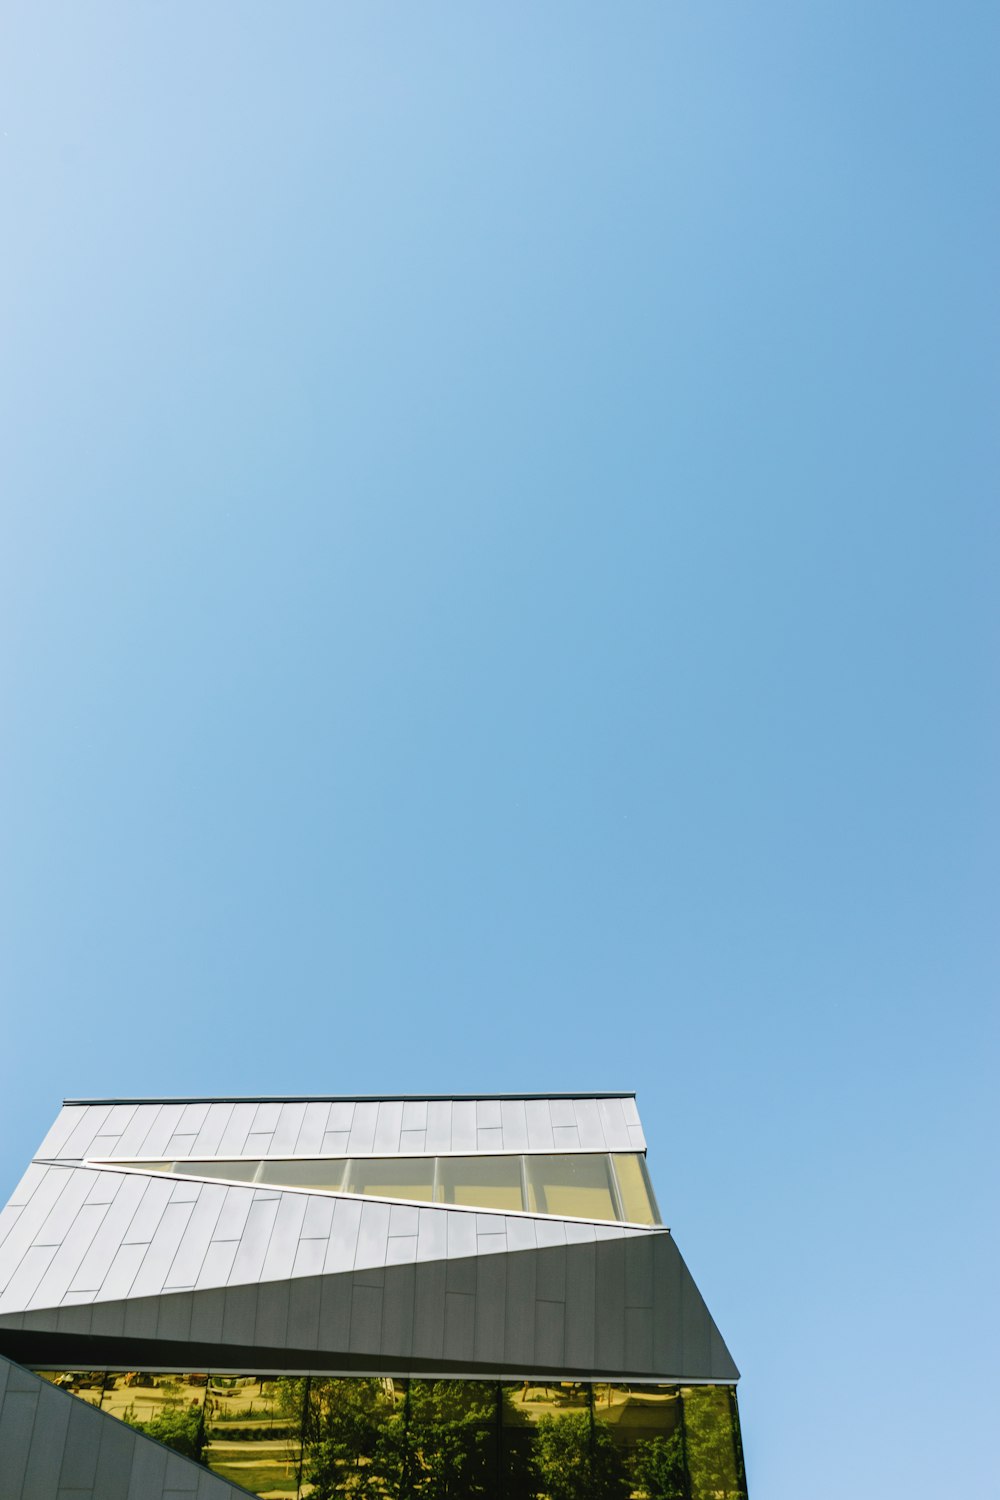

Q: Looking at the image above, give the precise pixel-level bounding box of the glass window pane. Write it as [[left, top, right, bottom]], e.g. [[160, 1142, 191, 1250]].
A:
[[343, 1157, 436, 1201], [682, 1385, 746, 1500], [257, 1158, 348, 1190], [408, 1380, 498, 1496], [594, 1384, 685, 1496], [436, 1155, 524, 1210], [34, 1370, 106, 1407], [108, 1372, 208, 1461], [524, 1154, 618, 1220], [303, 1377, 400, 1494], [611, 1154, 659, 1224], [172, 1159, 260, 1182], [204, 1375, 302, 1497]]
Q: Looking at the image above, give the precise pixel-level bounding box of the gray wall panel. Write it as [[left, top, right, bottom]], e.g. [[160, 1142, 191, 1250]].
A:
[[122, 1178, 175, 1246], [326, 1102, 355, 1135], [412, 1260, 447, 1360], [503, 1244, 537, 1366], [373, 1100, 404, 1154], [83, 1171, 123, 1206], [211, 1186, 255, 1246], [535, 1243, 566, 1304], [270, 1102, 308, 1155], [318, 1271, 353, 1351], [442, 1291, 475, 1362], [573, 1098, 604, 1150], [473, 1253, 506, 1361], [381, 1262, 415, 1358], [292, 1240, 326, 1279], [534, 1219, 566, 1251], [450, 1101, 477, 1152], [215, 1104, 258, 1158], [0, 1170, 71, 1290], [624, 1234, 654, 1310], [57, 1392, 101, 1489], [416, 1208, 448, 1263], [7, 1164, 48, 1209], [446, 1213, 477, 1262], [156, 1289, 194, 1344], [349, 1283, 382, 1353], [286, 1274, 322, 1349], [446, 1252, 476, 1296], [293, 1101, 331, 1155], [60, 1106, 114, 1162], [71, 1176, 148, 1293], [135, 1105, 186, 1159], [354, 1201, 390, 1272], [625, 1305, 653, 1370], [254, 1278, 290, 1349], [563, 1241, 597, 1369], [301, 1196, 334, 1241], [594, 1241, 626, 1371], [524, 1100, 555, 1151], [401, 1100, 427, 1131], [122, 1287, 159, 1340], [0, 1388, 36, 1495], [499, 1099, 529, 1151], [196, 1242, 239, 1292], [1, 1245, 58, 1312], [22, 1385, 72, 1498], [129, 1202, 196, 1299], [597, 1096, 629, 1151], [35, 1171, 96, 1249], [30, 1204, 109, 1310], [533, 1300, 566, 1367], [125, 1436, 168, 1497], [548, 1099, 575, 1129], [505, 1216, 537, 1253], [191, 1104, 235, 1158], [111, 1106, 163, 1160], [346, 1102, 377, 1155], [384, 1236, 418, 1267], [90, 1412, 134, 1500], [35, 1107, 86, 1162], [221, 1283, 258, 1346], [164, 1186, 227, 1290], [260, 1195, 308, 1284], [424, 1100, 452, 1153], [227, 1200, 279, 1286], [324, 1199, 362, 1274]]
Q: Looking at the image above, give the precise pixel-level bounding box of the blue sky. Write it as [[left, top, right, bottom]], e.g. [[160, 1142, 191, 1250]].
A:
[[1, 4, 997, 1495]]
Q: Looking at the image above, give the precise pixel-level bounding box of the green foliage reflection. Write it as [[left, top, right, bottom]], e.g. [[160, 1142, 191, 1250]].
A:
[[122, 1403, 207, 1464]]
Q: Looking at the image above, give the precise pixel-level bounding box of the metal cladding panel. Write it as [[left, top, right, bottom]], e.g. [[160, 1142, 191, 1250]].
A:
[[0, 1235, 738, 1385], [0, 1352, 253, 1500], [39, 1093, 648, 1159], [0, 1164, 658, 1326]]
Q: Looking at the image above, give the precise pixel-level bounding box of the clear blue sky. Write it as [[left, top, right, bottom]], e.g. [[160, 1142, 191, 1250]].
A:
[[1, 4, 997, 1495]]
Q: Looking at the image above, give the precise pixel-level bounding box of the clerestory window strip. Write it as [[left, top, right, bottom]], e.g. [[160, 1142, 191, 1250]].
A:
[[84, 1151, 662, 1225]]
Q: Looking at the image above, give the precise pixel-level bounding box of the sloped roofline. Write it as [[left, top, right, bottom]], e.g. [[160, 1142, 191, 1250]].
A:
[[63, 1091, 638, 1105]]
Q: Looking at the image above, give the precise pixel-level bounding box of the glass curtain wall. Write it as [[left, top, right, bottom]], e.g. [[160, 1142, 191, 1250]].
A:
[[34, 1371, 746, 1499], [94, 1152, 661, 1224]]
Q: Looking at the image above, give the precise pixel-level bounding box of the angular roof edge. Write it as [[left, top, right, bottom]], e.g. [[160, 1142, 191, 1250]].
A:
[[63, 1091, 638, 1106]]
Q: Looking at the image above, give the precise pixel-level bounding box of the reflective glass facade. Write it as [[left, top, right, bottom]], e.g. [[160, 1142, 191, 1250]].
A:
[[94, 1151, 661, 1224], [35, 1371, 747, 1500]]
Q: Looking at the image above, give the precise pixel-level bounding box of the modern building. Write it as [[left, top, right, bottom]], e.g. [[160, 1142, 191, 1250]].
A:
[[0, 1093, 746, 1498]]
